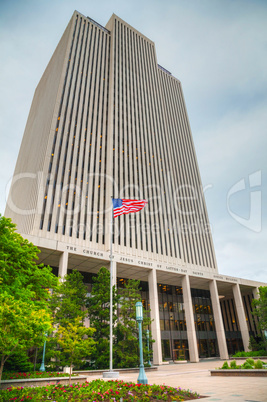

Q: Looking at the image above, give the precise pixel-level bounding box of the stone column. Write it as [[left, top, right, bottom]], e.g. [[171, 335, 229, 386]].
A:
[[58, 251, 68, 281], [209, 280, 229, 359], [182, 275, 199, 362], [252, 287, 259, 300], [232, 284, 250, 352], [148, 269, 162, 365]]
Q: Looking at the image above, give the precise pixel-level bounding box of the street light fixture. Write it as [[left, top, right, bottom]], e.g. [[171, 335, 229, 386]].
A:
[[39, 335, 47, 372], [146, 329, 151, 367], [135, 302, 148, 384], [40, 291, 51, 372]]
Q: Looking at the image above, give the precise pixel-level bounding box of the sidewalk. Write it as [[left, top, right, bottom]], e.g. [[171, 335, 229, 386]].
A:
[[85, 359, 267, 402]]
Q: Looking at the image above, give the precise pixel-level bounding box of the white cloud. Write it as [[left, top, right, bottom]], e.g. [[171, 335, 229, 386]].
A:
[[214, 222, 267, 282]]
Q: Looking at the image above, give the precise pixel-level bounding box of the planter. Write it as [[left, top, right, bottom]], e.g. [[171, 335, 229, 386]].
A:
[[0, 375, 88, 390], [210, 369, 267, 377], [74, 367, 158, 375], [174, 360, 187, 364], [230, 356, 267, 360]]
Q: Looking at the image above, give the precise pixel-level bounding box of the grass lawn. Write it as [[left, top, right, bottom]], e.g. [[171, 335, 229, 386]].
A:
[[0, 379, 202, 401]]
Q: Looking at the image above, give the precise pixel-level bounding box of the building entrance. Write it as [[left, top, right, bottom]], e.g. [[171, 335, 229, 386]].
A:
[[197, 339, 218, 358], [162, 339, 189, 361]]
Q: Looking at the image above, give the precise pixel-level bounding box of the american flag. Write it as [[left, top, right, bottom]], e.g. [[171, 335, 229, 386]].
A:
[[112, 199, 147, 218]]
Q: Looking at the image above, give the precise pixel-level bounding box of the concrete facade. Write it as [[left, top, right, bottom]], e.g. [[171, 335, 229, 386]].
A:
[[5, 11, 266, 364]]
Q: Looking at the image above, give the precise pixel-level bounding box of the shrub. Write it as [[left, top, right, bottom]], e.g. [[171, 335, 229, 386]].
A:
[[242, 361, 253, 369], [233, 350, 267, 358], [248, 335, 260, 351], [233, 351, 246, 357], [3, 350, 34, 373], [230, 360, 239, 369], [254, 359, 263, 369], [246, 358, 255, 366], [221, 361, 229, 369]]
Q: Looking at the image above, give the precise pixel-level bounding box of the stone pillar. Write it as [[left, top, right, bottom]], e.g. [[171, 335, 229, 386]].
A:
[[58, 251, 68, 281], [209, 280, 229, 359], [232, 284, 250, 352], [252, 287, 259, 300], [182, 275, 199, 362], [148, 269, 162, 365]]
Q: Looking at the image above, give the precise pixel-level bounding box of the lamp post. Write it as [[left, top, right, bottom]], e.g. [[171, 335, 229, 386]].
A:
[[39, 336, 47, 372], [135, 302, 148, 384], [146, 329, 151, 367]]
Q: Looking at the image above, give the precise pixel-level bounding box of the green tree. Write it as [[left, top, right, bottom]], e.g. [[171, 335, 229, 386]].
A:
[[0, 215, 58, 306], [56, 317, 95, 384], [253, 286, 267, 347], [45, 270, 89, 370], [3, 350, 34, 373], [115, 279, 153, 368], [248, 335, 260, 352], [0, 215, 58, 377], [50, 270, 88, 326], [86, 267, 119, 369], [0, 292, 52, 383]]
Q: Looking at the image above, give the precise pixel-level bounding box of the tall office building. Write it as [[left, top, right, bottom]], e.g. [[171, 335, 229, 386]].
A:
[[5, 11, 265, 363]]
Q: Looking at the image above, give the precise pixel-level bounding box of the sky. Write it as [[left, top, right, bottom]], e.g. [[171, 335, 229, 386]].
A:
[[0, 0, 266, 282]]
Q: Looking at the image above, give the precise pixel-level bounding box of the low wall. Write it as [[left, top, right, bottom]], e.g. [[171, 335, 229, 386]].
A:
[[210, 370, 267, 377], [230, 357, 267, 360], [0, 375, 88, 390]]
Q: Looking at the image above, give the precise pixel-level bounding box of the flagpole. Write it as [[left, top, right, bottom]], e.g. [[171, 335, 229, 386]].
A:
[[109, 200, 113, 372], [104, 198, 147, 378], [103, 198, 119, 378]]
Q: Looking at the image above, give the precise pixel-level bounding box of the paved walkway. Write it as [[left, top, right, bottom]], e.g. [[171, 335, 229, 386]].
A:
[[86, 359, 267, 402]]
